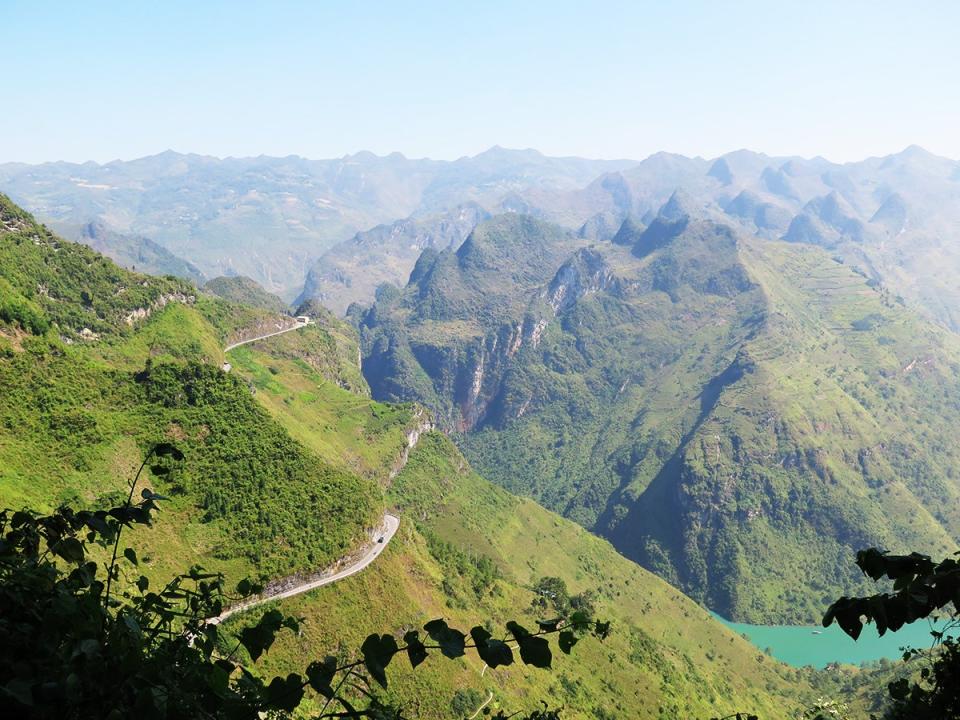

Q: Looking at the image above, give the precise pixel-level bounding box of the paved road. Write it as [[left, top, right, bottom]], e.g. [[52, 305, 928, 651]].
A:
[[215, 323, 401, 623], [213, 514, 399, 623], [467, 691, 494, 719], [224, 320, 309, 353]]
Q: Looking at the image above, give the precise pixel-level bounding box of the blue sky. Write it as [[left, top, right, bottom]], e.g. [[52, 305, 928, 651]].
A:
[[3, 0, 959, 163]]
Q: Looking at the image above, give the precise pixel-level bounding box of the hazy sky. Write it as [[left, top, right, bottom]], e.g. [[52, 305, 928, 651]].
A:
[[4, 0, 959, 164]]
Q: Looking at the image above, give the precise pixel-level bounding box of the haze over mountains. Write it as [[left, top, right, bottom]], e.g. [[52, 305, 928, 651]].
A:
[[0, 148, 632, 298], [4, 145, 960, 333]]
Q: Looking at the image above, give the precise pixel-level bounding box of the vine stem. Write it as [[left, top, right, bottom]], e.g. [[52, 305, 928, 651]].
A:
[[103, 448, 154, 610]]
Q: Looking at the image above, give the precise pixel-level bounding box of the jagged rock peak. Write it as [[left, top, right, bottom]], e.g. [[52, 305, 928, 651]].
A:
[[724, 190, 762, 217], [611, 215, 645, 246], [409, 247, 440, 284], [546, 248, 615, 312], [870, 192, 909, 231], [707, 157, 734, 184], [805, 191, 858, 226], [578, 213, 616, 241], [631, 191, 701, 259], [760, 166, 799, 200], [657, 188, 700, 223]]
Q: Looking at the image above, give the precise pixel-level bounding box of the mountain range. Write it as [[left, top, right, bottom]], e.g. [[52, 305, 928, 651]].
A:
[[6, 146, 960, 335], [5, 145, 960, 625], [0, 192, 841, 717], [357, 203, 960, 624], [0, 148, 632, 297]]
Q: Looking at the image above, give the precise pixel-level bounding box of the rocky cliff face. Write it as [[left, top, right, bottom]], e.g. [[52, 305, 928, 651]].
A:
[[124, 291, 197, 326], [355, 209, 960, 625]]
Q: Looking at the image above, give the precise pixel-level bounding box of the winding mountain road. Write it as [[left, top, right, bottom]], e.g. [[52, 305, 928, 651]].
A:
[[467, 691, 494, 719], [212, 319, 402, 623], [224, 319, 310, 353], [213, 514, 400, 623]]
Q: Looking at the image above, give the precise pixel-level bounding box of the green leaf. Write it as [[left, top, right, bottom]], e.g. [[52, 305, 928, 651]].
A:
[[423, 618, 466, 659], [153, 443, 184, 461], [239, 608, 285, 661], [54, 537, 85, 563], [507, 618, 552, 667], [470, 626, 513, 668], [403, 630, 428, 669], [517, 635, 552, 668], [306, 657, 337, 698], [505, 620, 531, 639], [593, 620, 611, 640], [123, 548, 138, 566], [558, 630, 578, 654], [361, 633, 398, 688], [888, 678, 911, 701], [569, 609, 593, 635], [265, 673, 304, 712], [205, 663, 230, 698], [236, 578, 263, 597]]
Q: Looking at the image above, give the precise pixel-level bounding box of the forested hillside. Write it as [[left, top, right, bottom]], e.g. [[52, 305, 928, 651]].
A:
[[204, 275, 290, 313], [0, 196, 830, 717], [359, 204, 960, 623]]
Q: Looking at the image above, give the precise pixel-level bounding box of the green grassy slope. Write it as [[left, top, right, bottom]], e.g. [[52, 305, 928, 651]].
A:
[[0, 198, 382, 582], [359, 210, 960, 623], [204, 275, 290, 313], [218, 337, 825, 719], [0, 193, 194, 340], [0, 197, 829, 716]]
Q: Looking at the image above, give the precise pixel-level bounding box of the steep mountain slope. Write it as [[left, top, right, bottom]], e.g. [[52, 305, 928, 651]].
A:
[[204, 275, 289, 313], [60, 220, 207, 285], [217, 320, 827, 720], [295, 204, 490, 314], [0, 196, 818, 716], [359, 208, 960, 623], [529, 147, 960, 333], [0, 194, 196, 340], [0, 148, 634, 296]]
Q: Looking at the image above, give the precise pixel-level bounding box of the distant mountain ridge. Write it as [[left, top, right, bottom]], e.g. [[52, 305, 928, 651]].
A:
[[59, 220, 206, 285], [7, 145, 960, 331], [294, 204, 491, 314], [0, 148, 634, 297]]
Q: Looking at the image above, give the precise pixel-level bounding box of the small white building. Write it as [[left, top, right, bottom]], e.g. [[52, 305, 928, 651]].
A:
[[296, 315, 310, 324]]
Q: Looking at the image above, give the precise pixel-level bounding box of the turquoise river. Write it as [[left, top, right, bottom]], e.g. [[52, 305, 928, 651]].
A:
[[713, 613, 957, 668]]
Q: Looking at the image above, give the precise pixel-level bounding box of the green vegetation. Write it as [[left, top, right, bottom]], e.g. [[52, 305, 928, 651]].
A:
[[359, 211, 960, 623], [0, 193, 193, 340], [0, 196, 869, 716], [205, 275, 290, 314], [0, 334, 380, 580], [824, 548, 960, 719], [205, 286, 830, 717], [0, 464, 607, 719]]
